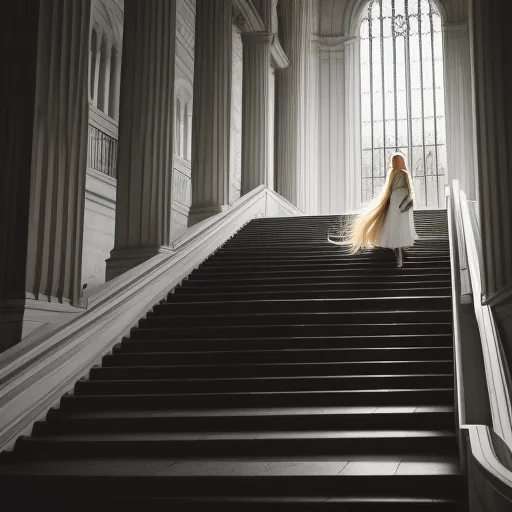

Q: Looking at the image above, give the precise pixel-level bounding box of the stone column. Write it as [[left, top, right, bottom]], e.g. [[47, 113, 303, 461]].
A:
[[189, 0, 233, 226], [469, 0, 512, 303], [241, 33, 272, 194], [275, 0, 312, 211], [110, 47, 122, 120], [443, 22, 477, 201], [1, 0, 91, 350], [106, 0, 177, 281]]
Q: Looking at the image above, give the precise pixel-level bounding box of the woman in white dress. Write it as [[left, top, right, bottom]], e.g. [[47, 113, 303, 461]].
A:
[[344, 153, 418, 267]]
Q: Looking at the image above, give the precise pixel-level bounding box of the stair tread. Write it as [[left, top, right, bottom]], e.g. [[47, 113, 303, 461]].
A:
[[1, 211, 462, 507], [50, 405, 455, 420], [0, 456, 460, 478], [24, 430, 456, 442]]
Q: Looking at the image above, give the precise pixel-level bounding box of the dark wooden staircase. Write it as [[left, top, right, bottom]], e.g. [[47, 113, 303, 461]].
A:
[[0, 211, 465, 510]]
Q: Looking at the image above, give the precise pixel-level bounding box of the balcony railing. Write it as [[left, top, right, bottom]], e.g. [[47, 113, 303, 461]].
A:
[[87, 123, 118, 179]]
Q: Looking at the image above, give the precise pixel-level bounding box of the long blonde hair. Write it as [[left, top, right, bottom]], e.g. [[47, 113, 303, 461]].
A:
[[345, 153, 414, 254]]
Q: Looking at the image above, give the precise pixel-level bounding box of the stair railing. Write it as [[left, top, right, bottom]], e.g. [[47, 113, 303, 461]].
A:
[[448, 179, 512, 509]]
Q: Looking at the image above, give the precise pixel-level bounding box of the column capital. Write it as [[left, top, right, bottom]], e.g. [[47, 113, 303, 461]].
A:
[[312, 34, 358, 51], [241, 31, 274, 44], [271, 37, 289, 69]]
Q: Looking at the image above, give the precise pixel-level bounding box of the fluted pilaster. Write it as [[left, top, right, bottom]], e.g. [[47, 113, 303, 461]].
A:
[[443, 22, 477, 201], [24, 0, 91, 305], [106, 0, 177, 280], [241, 33, 272, 194], [189, 0, 233, 226], [470, 0, 512, 302], [275, 0, 312, 211]]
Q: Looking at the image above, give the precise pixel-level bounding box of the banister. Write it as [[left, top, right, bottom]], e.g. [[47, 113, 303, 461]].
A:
[[450, 179, 512, 508], [446, 186, 467, 469]]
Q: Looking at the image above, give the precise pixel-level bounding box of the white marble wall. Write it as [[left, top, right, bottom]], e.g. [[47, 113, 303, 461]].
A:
[[230, 26, 244, 203], [172, 0, 196, 238], [82, 169, 116, 293], [82, 0, 123, 292]]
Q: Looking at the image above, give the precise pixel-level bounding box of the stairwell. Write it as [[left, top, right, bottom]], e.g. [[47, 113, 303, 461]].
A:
[[0, 211, 465, 510]]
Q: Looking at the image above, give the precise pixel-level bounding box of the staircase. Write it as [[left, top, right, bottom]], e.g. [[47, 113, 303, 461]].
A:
[[0, 211, 464, 510]]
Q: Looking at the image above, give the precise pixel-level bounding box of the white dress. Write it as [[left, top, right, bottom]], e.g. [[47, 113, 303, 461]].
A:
[[378, 172, 418, 248]]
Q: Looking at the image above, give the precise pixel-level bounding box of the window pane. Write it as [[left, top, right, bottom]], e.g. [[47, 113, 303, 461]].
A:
[[362, 149, 373, 177], [360, 0, 445, 206]]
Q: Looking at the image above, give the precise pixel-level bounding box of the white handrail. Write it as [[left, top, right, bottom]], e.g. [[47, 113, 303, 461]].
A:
[[450, 179, 512, 505], [446, 186, 467, 440], [458, 188, 512, 446]]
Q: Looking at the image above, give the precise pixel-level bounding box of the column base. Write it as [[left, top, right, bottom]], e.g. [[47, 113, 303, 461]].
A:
[[188, 205, 229, 227], [105, 245, 173, 282], [0, 299, 84, 354]]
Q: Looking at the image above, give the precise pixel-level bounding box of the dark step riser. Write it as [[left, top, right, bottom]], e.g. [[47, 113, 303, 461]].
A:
[[0, 474, 463, 500], [156, 300, 452, 315], [130, 324, 452, 338], [104, 348, 453, 366], [199, 262, 451, 272], [91, 361, 454, 379], [140, 312, 453, 329], [183, 276, 452, 287], [177, 281, 452, 293], [188, 269, 452, 281], [36, 413, 455, 436], [209, 251, 451, 261], [15, 437, 457, 459], [75, 375, 454, 395], [59, 390, 455, 412], [167, 287, 452, 304], [171, 289, 453, 300], [119, 336, 454, 351], [0, 497, 464, 512]]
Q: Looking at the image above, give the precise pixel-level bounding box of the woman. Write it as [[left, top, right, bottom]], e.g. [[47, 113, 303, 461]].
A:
[[335, 153, 417, 267]]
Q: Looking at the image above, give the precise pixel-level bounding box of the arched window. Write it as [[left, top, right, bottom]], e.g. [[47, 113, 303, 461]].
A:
[[175, 99, 182, 157], [90, 28, 99, 103], [360, 0, 446, 208], [108, 48, 118, 118], [97, 36, 110, 112], [184, 102, 191, 161]]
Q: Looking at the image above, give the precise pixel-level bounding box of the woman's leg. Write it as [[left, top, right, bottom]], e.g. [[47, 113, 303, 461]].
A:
[[396, 247, 403, 267]]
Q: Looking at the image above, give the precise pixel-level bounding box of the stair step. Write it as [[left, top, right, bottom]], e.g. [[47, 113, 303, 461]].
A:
[[140, 310, 453, 328], [119, 334, 454, 351], [177, 281, 452, 293], [189, 268, 451, 281], [105, 346, 453, 365], [75, 374, 454, 395], [38, 406, 454, 435], [158, 297, 452, 314], [90, 360, 454, 379], [171, 288, 453, 300], [59, 389, 455, 412], [15, 430, 457, 458], [0, 494, 464, 512], [129, 322, 453, 338]]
